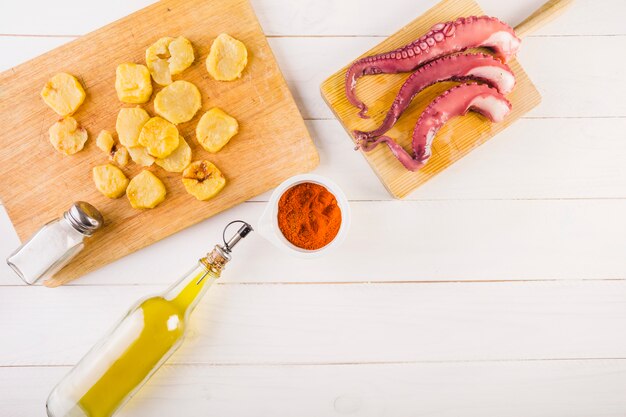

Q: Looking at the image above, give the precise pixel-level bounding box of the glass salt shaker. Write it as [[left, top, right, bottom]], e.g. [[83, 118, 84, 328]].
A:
[[6, 201, 103, 285]]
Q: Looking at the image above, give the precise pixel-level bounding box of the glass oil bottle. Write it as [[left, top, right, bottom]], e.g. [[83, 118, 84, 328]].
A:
[[46, 221, 253, 417]]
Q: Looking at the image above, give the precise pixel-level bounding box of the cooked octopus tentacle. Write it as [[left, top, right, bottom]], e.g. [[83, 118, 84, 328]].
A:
[[353, 53, 515, 143], [360, 83, 512, 172], [345, 16, 520, 118]]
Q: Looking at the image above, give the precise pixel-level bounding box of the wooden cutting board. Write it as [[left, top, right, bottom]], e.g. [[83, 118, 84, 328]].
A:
[[321, 0, 541, 199], [0, 0, 318, 286]]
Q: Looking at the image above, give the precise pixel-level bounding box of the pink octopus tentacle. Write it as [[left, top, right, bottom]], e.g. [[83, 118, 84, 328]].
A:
[[345, 16, 520, 118], [356, 135, 391, 152], [362, 135, 427, 171], [359, 83, 512, 172], [353, 53, 515, 143], [345, 53, 415, 118]]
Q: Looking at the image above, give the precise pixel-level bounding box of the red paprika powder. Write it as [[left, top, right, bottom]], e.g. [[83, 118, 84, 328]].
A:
[[277, 182, 342, 250]]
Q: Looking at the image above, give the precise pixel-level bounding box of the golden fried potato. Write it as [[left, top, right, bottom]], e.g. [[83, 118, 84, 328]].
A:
[[127, 170, 167, 209], [96, 130, 129, 166], [111, 146, 129, 166], [206, 34, 248, 81], [145, 36, 194, 85], [49, 117, 88, 155], [116, 107, 150, 147], [41, 72, 86, 116], [93, 164, 129, 198], [182, 160, 226, 201], [153, 80, 201, 124], [115, 63, 152, 104], [96, 130, 115, 153], [127, 146, 155, 167], [155, 135, 192, 172], [138, 117, 179, 158], [195, 108, 238, 153]]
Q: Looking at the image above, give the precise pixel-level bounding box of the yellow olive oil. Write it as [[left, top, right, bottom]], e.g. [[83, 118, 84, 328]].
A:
[[46, 266, 214, 417], [77, 269, 207, 417], [46, 221, 252, 417]]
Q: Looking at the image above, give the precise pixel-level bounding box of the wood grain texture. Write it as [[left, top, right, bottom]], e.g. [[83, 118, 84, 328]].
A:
[[320, 0, 541, 198], [0, 0, 318, 286]]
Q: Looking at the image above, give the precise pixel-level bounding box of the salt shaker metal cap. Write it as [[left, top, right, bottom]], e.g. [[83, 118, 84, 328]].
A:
[[6, 201, 104, 285], [64, 202, 104, 236]]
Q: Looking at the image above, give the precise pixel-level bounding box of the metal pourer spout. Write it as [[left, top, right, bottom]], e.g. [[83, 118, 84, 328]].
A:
[[201, 220, 253, 276], [223, 221, 254, 253]]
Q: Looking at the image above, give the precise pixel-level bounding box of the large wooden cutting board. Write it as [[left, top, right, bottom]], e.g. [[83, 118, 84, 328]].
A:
[[321, 0, 541, 199], [0, 0, 318, 286]]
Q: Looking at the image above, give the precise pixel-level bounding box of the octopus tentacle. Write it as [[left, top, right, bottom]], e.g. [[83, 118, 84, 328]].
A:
[[345, 16, 520, 118], [360, 83, 512, 172], [353, 53, 515, 143]]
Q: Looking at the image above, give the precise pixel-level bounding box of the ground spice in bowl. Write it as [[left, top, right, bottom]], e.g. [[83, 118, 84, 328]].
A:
[[277, 182, 342, 250]]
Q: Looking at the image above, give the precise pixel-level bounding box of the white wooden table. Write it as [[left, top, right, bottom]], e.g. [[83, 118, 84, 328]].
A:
[[1, 1, 625, 415]]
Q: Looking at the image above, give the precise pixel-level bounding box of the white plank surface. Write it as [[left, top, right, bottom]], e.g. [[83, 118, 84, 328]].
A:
[[0, 0, 623, 36], [3, 281, 626, 366], [0, 0, 625, 415], [3, 360, 626, 417]]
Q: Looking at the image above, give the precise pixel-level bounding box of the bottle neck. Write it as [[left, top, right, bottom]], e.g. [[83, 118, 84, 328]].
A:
[[164, 261, 220, 314]]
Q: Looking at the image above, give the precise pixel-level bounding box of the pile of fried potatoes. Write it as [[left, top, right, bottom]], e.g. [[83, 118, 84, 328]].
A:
[[40, 33, 249, 210]]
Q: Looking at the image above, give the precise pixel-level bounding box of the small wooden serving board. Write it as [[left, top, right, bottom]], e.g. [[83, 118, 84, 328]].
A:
[[321, 0, 541, 199], [0, 0, 318, 286]]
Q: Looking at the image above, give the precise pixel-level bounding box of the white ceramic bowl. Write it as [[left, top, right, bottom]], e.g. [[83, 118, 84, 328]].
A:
[[258, 174, 351, 258]]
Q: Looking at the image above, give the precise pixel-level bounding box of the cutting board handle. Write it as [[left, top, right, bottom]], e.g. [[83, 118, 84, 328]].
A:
[[514, 0, 574, 38]]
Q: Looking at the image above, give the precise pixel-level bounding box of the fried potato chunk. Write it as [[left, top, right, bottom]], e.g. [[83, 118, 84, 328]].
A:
[[145, 36, 194, 86], [195, 108, 238, 153], [96, 130, 115, 153], [41, 72, 86, 116], [93, 164, 129, 198], [96, 130, 129, 166], [182, 160, 226, 201], [155, 135, 192, 172], [206, 34, 248, 81], [49, 117, 88, 155], [127, 170, 167, 209], [116, 107, 150, 147], [153, 80, 201, 124], [110, 145, 129, 167], [138, 117, 179, 158], [127, 146, 155, 167], [115, 63, 152, 104]]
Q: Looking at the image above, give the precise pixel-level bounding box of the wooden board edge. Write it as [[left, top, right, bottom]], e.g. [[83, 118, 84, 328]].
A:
[[241, 0, 320, 169], [396, 106, 543, 198], [390, 72, 543, 199]]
